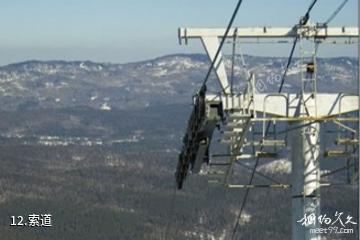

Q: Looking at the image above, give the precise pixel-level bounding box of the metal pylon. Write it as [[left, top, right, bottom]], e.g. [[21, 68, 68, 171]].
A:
[[299, 25, 318, 117], [176, 25, 359, 240]]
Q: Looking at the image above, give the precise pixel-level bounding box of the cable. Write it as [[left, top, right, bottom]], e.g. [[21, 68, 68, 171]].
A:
[[230, 33, 296, 240], [321, 163, 356, 178], [315, 0, 349, 54], [300, 0, 319, 25], [322, 144, 359, 178], [229, 125, 270, 240], [307, 0, 319, 13], [280, 0, 320, 93], [164, 186, 177, 240], [235, 161, 281, 184], [278, 36, 299, 93], [325, 0, 349, 25], [278, 1, 320, 93], [277, 120, 319, 135], [229, 1, 321, 238], [201, 0, 244, 93], [175, 2, 245, 231]]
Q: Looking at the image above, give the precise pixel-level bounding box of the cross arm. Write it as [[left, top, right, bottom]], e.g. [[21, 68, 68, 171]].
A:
[[179, 27, 358, 44]]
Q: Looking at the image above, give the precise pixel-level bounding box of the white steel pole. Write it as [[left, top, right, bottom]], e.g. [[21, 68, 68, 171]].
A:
[[291, 121, 321, 240]]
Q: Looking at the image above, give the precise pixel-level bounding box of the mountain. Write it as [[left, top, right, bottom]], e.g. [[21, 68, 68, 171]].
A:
[[0, 55, 358, 240], [0, 54, 357, 111]]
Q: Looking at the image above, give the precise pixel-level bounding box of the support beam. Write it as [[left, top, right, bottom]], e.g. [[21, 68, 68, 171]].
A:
[[205, 93, 359, 117], [179, 27, 359, 42], [201, 37, 230, 94]]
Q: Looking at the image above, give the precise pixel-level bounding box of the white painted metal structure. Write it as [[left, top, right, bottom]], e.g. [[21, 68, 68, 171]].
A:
[[179, 26, 358, 95], [176, 24, 359, 240]]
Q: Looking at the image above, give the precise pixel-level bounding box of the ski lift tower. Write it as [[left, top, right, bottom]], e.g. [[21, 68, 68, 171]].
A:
[[176, 23, 359, 240]]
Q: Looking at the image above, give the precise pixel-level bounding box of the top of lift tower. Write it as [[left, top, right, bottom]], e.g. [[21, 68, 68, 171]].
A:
[[175, 15, 359, 240]]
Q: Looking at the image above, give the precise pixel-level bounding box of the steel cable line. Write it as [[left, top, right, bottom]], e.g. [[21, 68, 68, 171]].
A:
[[279, 0, 320, 91], [300, 0, 320, 25], [278, 36, 299, 93], [201, 0, 244, 94], [229, 1, 321, 239], [308, 0, 319, 13], [168, 2, 246, 238], [315, 0, 349, 53], [235, 161, 281, 184], [228, 128, 270, 240], [321, 163, 356, 178], [164, 186, 177, 239], [229, 32, 296, 240], [321, 144, 359, 178], [279, 0, 320, 92], [277, 120, 320, 135], [325, 0, 349, 25]]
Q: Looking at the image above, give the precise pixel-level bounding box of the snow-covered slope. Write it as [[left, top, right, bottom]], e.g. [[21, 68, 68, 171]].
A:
[[0, 54, 356, 111]]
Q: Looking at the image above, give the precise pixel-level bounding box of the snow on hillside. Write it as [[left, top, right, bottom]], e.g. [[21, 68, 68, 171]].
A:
[[0, 54, 356, 111]]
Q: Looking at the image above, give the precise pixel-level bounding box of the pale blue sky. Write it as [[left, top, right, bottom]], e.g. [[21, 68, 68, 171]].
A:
[[0, 0, 357, 65]]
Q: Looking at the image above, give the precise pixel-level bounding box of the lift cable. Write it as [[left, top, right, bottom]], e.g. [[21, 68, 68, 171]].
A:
[[168, 2, 245, 238], [278, 37, 299, 92], [300, 0, 319, 25], [307, 0, 319, 14], [230, 34, 252, 94], [315, 0, 349, 53], [277, 120, 320, 135], [230, 1, 321, 239], [321, 144, 359, 179], [235, 161, 281, 184], [325, 0, 349, 25], [279, 0, 320, 92], [164, 186, 177, 240], [201, 0, 244, 94], [321, 162, 357, 178], [229, 135, 268, 240]]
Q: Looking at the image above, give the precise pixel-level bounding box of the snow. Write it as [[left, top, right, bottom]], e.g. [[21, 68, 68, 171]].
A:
[[238, 211, 252, 224], [156, 61, 167, 67], [258, 159, 291, 174], [79, 62, 89, 71], [36, 135, 104, 146], [156, 57, 200, 69], [45, 82, 54, 88], [100, 102, 111, 111], [286, 67, 301, 75], [152, 68, 168, 77]]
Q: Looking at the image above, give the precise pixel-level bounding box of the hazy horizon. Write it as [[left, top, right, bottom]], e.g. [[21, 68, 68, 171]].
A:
[[0, 51, 357, 68], [0, 0, 357, 65]]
